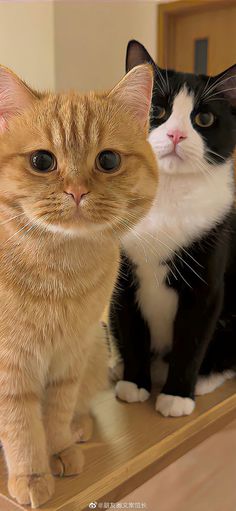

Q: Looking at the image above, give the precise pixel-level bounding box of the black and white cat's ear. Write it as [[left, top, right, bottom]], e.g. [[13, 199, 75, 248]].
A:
[[126, 40, 156, 73], [108, 64, 153, 129], [0, 65, 37, 133], [213, 64, 236, 106]]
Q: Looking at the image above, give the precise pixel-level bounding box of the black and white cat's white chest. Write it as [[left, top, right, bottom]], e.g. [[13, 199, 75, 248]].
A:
[[122, 163, 234, 355]]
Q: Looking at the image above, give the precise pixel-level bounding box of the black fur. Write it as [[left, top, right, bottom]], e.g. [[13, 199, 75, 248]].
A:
[[126, 40, 236, 164], [110, 40, 236, 402], [110, 254, 152, 392]]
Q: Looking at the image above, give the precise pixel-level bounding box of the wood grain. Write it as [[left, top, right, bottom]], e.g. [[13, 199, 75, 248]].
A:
[[120, 418, 236, 511], [0, 380, 235, 510]]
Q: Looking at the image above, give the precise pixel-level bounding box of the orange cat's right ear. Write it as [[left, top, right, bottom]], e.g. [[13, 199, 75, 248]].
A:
[[0, 66, 37, 133], [108, 64, 153, 129]]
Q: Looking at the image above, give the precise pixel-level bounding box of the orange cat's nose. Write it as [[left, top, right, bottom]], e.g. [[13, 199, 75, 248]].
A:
[[64, 185, 90, 205]]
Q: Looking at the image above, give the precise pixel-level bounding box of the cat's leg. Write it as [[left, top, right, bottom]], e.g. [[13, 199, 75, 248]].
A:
[[110, 300, 151, 403], [108, 254, 152, 403], [195, 370, 235, 395], [108, 332, 124, 383], [0, 377, 54, 508], [44, 373, 84, 477], [156, 286, 223, 417], [72, 325, 109, 443], [196, 322, 236, 395]]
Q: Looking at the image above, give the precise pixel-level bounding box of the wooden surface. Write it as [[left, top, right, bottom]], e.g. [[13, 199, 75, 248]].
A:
[[0, 380, 236, 510], [121, 417, 236, 511]]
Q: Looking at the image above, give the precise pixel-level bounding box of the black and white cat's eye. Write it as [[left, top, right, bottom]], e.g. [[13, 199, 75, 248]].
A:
[[30, 150, 57, 173], [195, 112, 215, 128], [154, 106, 166, 119], [96, 150, 121, 173]]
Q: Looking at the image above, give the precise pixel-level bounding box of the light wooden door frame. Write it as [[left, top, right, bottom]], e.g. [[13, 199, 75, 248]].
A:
[[158, 0, 236, 68]]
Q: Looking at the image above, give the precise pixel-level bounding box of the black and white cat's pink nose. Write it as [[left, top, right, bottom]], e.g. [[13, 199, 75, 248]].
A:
[[64, 185, 89, 205], [167, 129, 187, 145]]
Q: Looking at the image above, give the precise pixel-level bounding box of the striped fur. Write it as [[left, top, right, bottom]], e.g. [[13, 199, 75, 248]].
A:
[[0, 65, 158, 507]]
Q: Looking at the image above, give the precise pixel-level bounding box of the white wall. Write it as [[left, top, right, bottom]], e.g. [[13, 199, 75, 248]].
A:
[[54, 1, 157, 92], [0, 1, 55, 90], [0, 0, 177, 93]]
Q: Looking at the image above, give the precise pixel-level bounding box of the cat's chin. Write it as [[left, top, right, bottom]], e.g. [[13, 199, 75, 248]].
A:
[[42, 221, 106, 238], [49, 218, 121, 239], [158, 154, 199, 176]]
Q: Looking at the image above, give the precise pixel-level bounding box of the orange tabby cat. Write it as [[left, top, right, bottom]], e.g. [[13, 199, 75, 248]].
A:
[[0, 64, 157, 507]]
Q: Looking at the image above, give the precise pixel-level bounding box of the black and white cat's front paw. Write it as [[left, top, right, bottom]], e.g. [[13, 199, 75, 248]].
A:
[[115, 380, 150, 403], [155, 393, 195, 417]]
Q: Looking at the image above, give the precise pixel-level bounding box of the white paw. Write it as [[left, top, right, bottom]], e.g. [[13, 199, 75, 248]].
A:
[[195, 370, 235, 396], [155, 393, 195, 417], [115, 381, 150, 403]]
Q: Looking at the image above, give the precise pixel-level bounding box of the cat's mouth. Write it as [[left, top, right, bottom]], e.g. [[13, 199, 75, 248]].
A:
[[159, 149, 183, 161]]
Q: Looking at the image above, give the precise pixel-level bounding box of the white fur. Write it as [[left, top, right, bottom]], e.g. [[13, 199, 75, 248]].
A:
[[149, 87, 205, 176], [155, 393, 195, 417], [195, 370, 235, 395], [115, 381, 150, 403], [123, 87, 234, 356], [109, 360, 124, 382]]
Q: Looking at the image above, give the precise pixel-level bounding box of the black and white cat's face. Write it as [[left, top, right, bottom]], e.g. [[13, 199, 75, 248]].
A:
[[126, 40, 236, 176]]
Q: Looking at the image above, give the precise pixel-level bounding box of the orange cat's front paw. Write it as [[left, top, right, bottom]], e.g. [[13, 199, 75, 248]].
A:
[[8, 473, 54, 508], [51, 444, 84, 477], [71, 413, 94, 443]]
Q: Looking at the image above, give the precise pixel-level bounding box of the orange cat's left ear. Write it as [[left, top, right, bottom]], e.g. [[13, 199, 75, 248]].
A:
[[108, 64, 153, 128], [0, 65, 37, 133]]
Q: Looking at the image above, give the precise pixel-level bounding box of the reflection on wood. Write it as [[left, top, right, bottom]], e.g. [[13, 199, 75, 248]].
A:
[[0, 380, 235, 510]]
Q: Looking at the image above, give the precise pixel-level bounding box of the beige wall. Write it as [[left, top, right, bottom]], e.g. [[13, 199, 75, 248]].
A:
[[54, 1, 157, 92], [0, 1, 55, 90], [0, 0, 176, 94]]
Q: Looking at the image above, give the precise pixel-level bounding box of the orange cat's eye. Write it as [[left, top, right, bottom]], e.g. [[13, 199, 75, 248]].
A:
[[95, 150, 121, 173], [30, 150, 57, 173]]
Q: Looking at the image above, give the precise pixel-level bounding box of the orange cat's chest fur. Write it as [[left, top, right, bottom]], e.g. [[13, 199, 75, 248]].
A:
[[0, 62, 158, 507], [0, 229, 119, 386]]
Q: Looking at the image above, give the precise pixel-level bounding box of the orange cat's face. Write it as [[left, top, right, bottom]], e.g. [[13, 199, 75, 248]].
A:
[[0, 66, 158, 239]]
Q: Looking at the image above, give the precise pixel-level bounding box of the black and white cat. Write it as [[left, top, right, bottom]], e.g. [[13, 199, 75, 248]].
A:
[[109, 40, 236, 417]]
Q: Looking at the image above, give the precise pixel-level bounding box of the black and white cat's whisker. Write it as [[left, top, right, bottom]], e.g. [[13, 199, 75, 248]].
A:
[[184, 149, 216, 180], [169, 258, 192, 289], [200, 75, 212, 100], [206, 149, 225, 161], [201, 72, 236, 99], [116, 217, 179, 284], [203, 86, 236, 101], [202, 73, 236, 99], [111, 41, 236, 417], [206, 97, 233, 102], [142, 230, 204, 284], [117, 225, 163, 283], [157, 229, 203, 268], [152, 80, 165, 98], [194, 160, 215, 180], [156, 237, 206, 285], [165, 65, 170, 94], [153, 66, 169, 97], [154, 66, 168, 92]]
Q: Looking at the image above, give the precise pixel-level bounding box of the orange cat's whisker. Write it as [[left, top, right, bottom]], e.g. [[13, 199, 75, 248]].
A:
[[2, 219, 33, 246], [0, 212, 25, 226]]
